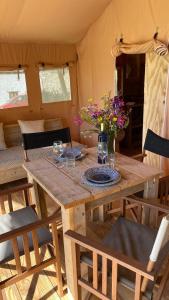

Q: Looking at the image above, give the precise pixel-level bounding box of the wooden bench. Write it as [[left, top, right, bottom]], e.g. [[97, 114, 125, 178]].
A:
[[0, 118, 64, 184]]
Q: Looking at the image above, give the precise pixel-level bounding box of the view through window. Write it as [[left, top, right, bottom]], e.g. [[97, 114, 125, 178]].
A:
[[39, 66, 71, 103], [0, 70, 28, 109]]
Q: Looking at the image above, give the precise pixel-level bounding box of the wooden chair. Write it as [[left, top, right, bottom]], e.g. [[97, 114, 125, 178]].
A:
[[107, 129, 169, 220], [132, 128, 169, 162], [0, 183, 64, 298], [65, 199, 169, 300], [22, 127, 72, 220], [22, 127, 72, 162]]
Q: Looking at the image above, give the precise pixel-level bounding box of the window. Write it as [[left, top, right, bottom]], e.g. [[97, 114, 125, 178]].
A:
[[39, 66, 71, 103], [0, 69, 28, 109]]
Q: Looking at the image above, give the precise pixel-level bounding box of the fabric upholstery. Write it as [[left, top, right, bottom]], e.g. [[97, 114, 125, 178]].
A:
[[22, 127, 71, 150], [18, 120, 44, 134], [0, 145, 54, 184], [104, 217, 169, 298], [0, 123, 7, 150], [0, 207, 52, 264], [144, 129, 169, 158], [81, 217, 169, 299]]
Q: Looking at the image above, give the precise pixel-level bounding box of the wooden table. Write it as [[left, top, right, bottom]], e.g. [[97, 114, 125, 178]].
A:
[[23, 148, 162, 300]]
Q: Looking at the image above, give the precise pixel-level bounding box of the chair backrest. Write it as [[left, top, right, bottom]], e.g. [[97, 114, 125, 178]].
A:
[[141, 214, 169, 294], [144, 129, 169, 158], [22, 127, 72, 161], [150, 214, 169, 263], [0, 212, 63, 296], [0, 184, 63, 297], [65, 230, 155, 300]]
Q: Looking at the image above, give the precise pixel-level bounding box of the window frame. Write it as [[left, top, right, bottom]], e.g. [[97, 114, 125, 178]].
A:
[[38, 65, 72, 105], [0, 67, 29, 110]]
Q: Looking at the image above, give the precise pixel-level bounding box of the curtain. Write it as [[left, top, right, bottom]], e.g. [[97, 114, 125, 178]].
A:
[[111, 39, 168, 58]]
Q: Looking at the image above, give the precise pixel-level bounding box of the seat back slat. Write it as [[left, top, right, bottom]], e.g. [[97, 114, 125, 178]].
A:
[[11, 238, 22, 274], [93, 252, 98, 290], [134, 273, 142, 300], [32, 229, 41, 265], [7, 194, 13, 212], [22, 233, 31, 270], [112, 260, 117, 300], [102, 257, 107, 295], [51, 222, 63, 296]]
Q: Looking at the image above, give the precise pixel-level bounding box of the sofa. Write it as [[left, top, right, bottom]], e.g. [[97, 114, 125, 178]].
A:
[[0, 118, 64, 184]]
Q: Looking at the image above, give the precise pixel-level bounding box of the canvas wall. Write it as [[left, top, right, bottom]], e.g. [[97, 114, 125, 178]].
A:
[[0, 43, 79, 140], [77, 0, 169, 167], [77, 0, 169, 104]]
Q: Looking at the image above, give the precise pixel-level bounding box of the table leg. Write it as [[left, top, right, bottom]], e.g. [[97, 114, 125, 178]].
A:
[[143, 177, 159, 225], [27, 173, 47, 218], [62, 204, 87, 300]]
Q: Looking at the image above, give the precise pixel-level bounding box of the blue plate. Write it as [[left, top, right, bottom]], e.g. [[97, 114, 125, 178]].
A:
[[61, 147, 81, 158], [84, 166, 120, 184]]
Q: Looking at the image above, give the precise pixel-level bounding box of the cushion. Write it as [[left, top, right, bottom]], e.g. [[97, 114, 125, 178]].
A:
[[0, 206, 52, 263], [0, 123, 7, 150], [81, 217, 159, 299], [18, 120, 44, 134]]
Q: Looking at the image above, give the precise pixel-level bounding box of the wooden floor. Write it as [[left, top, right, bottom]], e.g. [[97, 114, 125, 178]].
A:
[[1, 190, 169, 300]]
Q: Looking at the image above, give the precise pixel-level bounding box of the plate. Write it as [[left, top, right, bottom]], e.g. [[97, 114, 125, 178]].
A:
[[61, 147, 82, 159], [82, 173, 121, 187], [54, 150, 86, 162], [84, 166, 120, 184]]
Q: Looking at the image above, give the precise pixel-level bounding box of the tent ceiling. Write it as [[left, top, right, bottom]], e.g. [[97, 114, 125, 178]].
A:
[[0, 0, 111, 44]]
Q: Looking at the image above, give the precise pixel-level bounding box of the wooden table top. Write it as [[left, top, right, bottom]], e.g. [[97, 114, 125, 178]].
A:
[[23, 148, 162, 209]]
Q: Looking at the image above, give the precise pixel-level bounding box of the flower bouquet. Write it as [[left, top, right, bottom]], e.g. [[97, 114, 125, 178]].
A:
[[75, 94, 130, 154]]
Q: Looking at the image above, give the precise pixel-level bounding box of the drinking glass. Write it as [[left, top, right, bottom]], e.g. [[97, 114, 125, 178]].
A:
[[108, 153, 116, 169], [97, 142, 108, 164], [66, 151, 76, 168], [53, 140, 64, 167]]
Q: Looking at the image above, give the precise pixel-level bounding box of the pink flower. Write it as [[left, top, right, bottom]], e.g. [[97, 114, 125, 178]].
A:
[[74, 116, 83, 126]]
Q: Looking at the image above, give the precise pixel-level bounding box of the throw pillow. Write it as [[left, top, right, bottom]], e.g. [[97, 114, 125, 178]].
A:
[[18, 120, 44, 134]]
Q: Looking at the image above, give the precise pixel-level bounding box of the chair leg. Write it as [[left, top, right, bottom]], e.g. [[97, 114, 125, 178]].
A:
[[154, 261, 169, 300], [0, 290, 3, 300], [0, 195, 6, 215], [47, 244, 64, 297], [0, 289, 7, 300]]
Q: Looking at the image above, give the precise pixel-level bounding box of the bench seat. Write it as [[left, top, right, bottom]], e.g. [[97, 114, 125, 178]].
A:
[[0, 145, 53, 184]]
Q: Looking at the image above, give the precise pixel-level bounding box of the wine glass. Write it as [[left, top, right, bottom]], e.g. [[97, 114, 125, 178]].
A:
[[53, 141, 64, 167], [97, 142, 108, 164]]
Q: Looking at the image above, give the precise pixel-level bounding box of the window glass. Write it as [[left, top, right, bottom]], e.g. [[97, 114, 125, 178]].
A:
[[0, 69, 28, 109], [39, 66, 71, 103]]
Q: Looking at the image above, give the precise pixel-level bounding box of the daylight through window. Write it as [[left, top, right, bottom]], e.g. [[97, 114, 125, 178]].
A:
[[0, 69, 28, 109], [39, 66, 71, 103]]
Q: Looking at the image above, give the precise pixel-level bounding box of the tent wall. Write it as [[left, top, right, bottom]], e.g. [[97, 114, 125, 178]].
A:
[[77, 0, 169, 105], [0, 43, 79, 140]]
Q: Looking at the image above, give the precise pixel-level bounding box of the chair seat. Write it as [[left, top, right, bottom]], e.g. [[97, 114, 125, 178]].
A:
[[103, 217, 157, 264], [82, 217, 159, 299], [0, 207, 52, 264]]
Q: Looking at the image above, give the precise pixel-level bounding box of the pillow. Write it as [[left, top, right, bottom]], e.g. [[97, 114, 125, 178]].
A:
[[0, 123, 7, 150], [18, 120, 44, 134]]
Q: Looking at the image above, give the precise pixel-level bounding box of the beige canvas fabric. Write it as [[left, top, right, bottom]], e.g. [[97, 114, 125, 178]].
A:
[[0, 0, 110, 44], [77, 0, 169, 171], [0, 42, 79, 142], [0, 123, 7, 150], [18, 120, 44, 134]]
